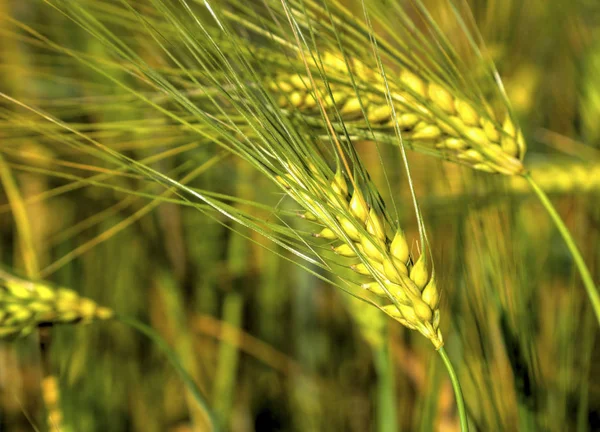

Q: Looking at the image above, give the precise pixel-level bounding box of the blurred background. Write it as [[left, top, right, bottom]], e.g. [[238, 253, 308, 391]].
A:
[[0, 0, 599, 431]]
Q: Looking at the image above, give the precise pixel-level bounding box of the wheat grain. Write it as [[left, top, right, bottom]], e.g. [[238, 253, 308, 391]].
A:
[[279, 165, 443, 349], [0, 273, 113, 338], [271, 52, 525, 176]]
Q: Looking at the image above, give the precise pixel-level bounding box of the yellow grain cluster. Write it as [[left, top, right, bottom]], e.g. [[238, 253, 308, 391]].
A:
[[278, 166, 443, 349], [0, 276, 114, 338], [271, 52, 526, 176]]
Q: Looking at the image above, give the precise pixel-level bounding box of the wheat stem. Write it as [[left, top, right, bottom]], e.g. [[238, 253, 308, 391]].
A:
[[438, 347, 469, 432], [373, 343, 397, 432], [525, 173, 600, 325]]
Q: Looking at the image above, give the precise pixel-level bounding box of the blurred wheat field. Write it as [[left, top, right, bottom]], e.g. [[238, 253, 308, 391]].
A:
[[0, 0, 599, 431]]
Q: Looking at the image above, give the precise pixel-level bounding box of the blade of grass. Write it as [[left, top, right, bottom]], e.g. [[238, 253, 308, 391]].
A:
[[212, 292, 243, 427], [373, 342, 398, 432], [0, 154, 39, 276], [524, 173, 600, 325]]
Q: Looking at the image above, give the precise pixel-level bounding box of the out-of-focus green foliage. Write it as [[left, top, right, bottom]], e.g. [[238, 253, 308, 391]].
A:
[[0, 0, 599, 431]]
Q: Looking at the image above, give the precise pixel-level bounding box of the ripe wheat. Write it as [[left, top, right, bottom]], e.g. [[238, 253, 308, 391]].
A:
[[271, 52, 525, 176], [277, 165, 443, 349]]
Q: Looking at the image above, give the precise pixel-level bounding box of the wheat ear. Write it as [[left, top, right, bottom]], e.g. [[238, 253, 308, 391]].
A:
[[272, 52, 525, 176], [278, 165, 443, 349], [0, 271, 113, 338]]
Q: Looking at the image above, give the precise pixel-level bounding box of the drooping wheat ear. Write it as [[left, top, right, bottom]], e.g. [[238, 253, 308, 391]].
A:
[[277, 165, 443, 349], [271, 52, 525, 176], [0, 271, 113, 338]]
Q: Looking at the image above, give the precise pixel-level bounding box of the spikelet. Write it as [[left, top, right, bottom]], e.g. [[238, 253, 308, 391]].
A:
[[271, 52, 525, 176], [0, 272, 114, 339], [281, 165, 444, 348]]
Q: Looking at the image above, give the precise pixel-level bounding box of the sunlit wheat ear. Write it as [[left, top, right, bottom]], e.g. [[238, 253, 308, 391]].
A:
[[0, 274, 113, 338], [279, 165, 443, 349], [272, 52, 525, 176]]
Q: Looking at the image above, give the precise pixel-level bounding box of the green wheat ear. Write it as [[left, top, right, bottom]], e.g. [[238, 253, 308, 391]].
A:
[[0, 273, 113, 338]]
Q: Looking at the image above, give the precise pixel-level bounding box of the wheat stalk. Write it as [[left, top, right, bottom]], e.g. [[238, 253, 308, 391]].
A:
[[271, 52, 525, 176], [0, 269, 113, 338]]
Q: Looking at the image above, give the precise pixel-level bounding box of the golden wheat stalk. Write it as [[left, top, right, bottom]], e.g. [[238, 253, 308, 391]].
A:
[[0, 270, 113, 338], [271, 52, 525, 176], [277, 164, 443, 349]]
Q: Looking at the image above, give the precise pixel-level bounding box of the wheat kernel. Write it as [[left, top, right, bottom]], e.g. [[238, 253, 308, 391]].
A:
[[455, 100, 479, 126], [366, 209, 386, 241], [409, 254, 429, 289], [333, 243, 357, 257], [428, 83, 455, 113]]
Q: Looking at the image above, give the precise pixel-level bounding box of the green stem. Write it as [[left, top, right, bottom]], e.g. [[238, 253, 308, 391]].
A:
[[576, 309, 595, 432], [439, 347, 468, 432], [117, 314, 219, 432], [373, 343, 398, 432], [213, 292, 243, 426], [525, 173, 600, 325]]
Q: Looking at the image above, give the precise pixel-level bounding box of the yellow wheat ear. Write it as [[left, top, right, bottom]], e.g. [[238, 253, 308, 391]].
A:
[[279, 163, 443, 349], [272, 52, 525, 176]]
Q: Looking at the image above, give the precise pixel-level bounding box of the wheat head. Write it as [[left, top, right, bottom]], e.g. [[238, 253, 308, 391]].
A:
[[277, 164, 443, 349], [271, 52, 525, 176], [0, 272, 113, 338]]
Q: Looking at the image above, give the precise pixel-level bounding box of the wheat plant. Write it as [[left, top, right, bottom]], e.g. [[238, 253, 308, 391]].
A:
[[216, 0, 600, 325], [0, 0, 474, 428], [0, 0, 598, 430]]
